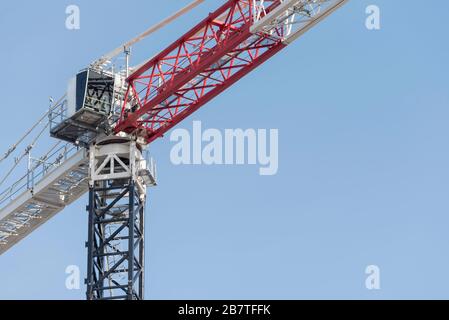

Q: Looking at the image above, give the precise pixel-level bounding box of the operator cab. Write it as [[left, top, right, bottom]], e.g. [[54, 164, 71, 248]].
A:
[[50, 68, 118, 145]]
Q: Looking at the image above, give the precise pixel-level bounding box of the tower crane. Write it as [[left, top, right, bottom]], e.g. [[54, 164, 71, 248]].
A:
[[0, 0, 349, 300]]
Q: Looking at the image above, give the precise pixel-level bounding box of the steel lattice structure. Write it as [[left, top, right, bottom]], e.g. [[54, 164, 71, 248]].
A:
[[115, 0, 348, 143], [86, 180, 145, 300], [0, 0, 349, 300], [115, 0, 281, 143], [85, 138, 153, 300]]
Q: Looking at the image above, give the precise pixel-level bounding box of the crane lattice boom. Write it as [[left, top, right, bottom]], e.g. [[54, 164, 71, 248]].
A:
[[115, 0, 348, 143]]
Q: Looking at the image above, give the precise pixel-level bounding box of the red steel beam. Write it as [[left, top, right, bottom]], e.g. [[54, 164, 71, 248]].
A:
[[115, 0, 283, 143]]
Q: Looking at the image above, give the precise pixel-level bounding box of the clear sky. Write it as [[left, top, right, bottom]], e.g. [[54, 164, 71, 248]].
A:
[[0, 0, 448, 300]]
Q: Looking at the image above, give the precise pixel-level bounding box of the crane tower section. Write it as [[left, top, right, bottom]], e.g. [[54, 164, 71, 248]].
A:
[[114, 0, 348, 144], [86, 137, 156, 300]]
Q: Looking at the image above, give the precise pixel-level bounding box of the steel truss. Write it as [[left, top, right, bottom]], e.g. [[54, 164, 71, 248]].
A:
[[114, 0, 348, 144], [86, 179, 145, 300], [0, 0, 350, 299], [115, 0, 283, 143], [86, 138, 155, 300]]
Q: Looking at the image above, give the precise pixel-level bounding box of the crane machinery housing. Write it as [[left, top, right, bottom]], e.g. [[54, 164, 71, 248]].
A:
[[0, 0, 349, 300]]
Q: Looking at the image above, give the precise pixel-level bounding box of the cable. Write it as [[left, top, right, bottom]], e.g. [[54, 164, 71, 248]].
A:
[[92, 0, 205, 68], [0, 94, 66, 164], [0, 117, 53, 188], [0, 142, 71, 206]]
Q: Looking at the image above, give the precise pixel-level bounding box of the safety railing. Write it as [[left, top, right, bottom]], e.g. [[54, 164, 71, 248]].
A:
[[48, 99, 68, 132], [0, 143, 80, 208]]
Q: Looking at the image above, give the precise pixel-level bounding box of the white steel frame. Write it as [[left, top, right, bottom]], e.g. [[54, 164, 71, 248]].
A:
[[251, 0, 349, 44]]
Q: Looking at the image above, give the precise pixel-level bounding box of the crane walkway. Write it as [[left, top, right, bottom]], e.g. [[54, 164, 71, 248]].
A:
[[0, 147, 89, 255]]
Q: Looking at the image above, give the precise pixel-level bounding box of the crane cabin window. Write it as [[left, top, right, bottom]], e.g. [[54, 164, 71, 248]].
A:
[[76, 69, 115, 115]]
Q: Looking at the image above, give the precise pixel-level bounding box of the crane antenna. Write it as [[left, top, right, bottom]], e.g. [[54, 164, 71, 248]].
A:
[[92, 0, 205, 68]]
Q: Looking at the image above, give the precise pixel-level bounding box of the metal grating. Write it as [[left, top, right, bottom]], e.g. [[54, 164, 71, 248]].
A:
[[0, 149, 89, 255]]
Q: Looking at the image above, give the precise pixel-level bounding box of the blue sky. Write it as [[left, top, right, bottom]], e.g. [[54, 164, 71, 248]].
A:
[[0, 0, 449, 299]]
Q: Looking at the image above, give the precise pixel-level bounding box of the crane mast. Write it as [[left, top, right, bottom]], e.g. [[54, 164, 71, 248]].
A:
[[86, 137, 154, 300], [0, 0, 349, 300]]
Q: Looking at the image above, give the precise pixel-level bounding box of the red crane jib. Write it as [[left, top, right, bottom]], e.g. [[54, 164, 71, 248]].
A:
[[114, 0, 285, 144]]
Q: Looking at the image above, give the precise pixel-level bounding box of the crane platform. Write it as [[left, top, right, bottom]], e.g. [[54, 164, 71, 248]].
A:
[[0, 148, 89, 255]]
